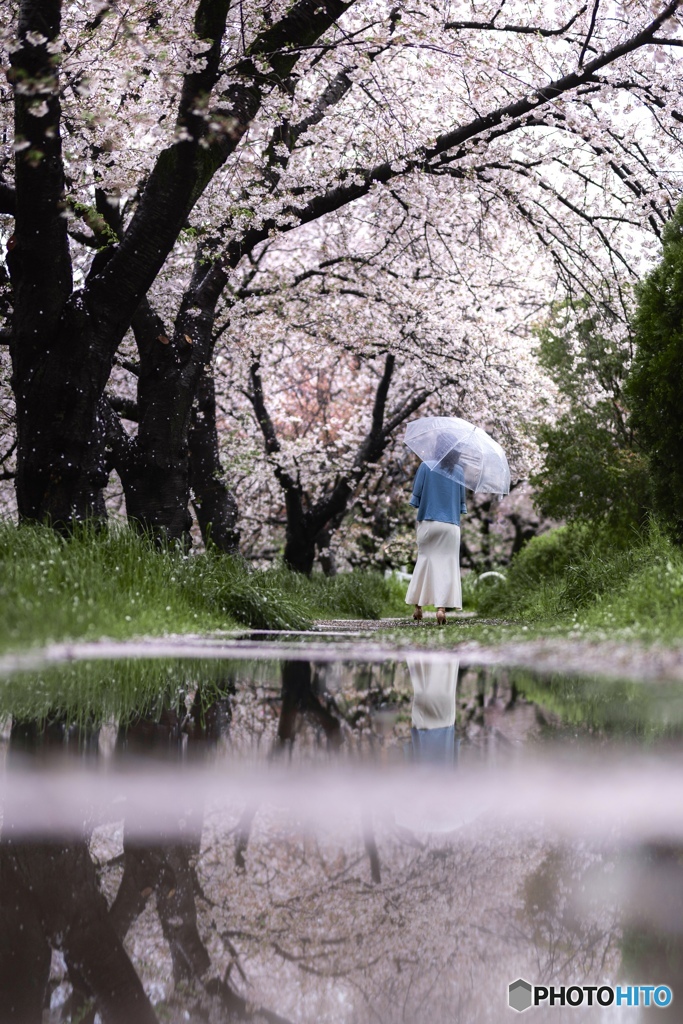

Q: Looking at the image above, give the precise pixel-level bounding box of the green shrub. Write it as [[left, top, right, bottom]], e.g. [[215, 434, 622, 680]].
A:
[[473, 522, 643, 620], [581, 523, 683, 637], [532, 299, 649, 532], [471, 517, 683, 640], [474, 525, 592, 617], [558, 543, 649, 611]]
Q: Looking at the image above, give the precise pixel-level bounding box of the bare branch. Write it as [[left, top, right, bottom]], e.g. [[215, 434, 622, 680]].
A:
[[579, 0, 601, 66], [446, 5, 588, 38]]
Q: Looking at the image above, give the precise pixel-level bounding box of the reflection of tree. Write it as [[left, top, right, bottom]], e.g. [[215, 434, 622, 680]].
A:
[[276, 661, 342, 753], [0, 692, 300, 1024], [0, 837, 159, 1024], [0, 718, 158, 1024], [0, 667, 639, 1023], [106, 691, 297, 1023], [620, 842, 683, 1023], [244, 661, 384, 885], [201, 814, 622, 1024]]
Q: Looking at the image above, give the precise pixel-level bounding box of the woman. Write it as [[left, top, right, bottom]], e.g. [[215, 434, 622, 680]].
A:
[[405, 456, 467, 625]]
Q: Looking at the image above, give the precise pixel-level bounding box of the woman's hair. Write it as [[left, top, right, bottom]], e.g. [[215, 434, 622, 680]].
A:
[[439, 447, 461, 473]]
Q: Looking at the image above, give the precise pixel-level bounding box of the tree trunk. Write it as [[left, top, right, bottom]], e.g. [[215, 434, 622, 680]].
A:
[[189, 369, 240, 552], [283, 525, 317, 574], [315, 523, 339, 576], [12, 302, 112, 527], [111, 249, 231, 544]]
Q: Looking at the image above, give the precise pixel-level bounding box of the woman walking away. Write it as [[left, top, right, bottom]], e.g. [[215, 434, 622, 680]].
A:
[[405, 454, 467, 625]]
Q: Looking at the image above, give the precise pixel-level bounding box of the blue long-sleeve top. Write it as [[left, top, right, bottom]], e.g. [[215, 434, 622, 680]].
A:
[[409, 462, 467, 525]]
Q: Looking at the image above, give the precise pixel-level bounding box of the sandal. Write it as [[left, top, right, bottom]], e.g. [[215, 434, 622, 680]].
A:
[[413, 605, 423, 621], [436, 608, 447, 626]]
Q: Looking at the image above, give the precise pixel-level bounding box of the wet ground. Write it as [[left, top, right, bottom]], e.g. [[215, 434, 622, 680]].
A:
[[2, 625, 683, 1022]]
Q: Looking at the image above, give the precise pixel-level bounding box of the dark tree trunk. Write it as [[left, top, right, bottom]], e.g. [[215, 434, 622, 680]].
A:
[[12, 314, 114, 527], [8, 0, 233, 527], [189, 369, 240, 551], [7, 0, 353, 530], [283, 512, 320, 575], [7, 0, 105, 527], [111, 248, 236, 545], [315, 522, 339, 576]]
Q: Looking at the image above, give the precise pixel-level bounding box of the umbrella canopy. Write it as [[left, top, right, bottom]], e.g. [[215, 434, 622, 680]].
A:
[[403, 416, 510, 495]]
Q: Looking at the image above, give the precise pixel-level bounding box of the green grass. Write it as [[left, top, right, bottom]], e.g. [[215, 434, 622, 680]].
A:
[[469, 519, 683, 643], [0, 522, 406, 652]]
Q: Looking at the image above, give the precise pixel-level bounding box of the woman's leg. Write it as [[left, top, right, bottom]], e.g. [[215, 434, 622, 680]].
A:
[[413, 604, 423, 621], [436, 607, 447, 625]]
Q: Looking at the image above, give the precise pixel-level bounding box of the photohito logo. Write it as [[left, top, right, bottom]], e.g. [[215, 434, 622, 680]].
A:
[[508, 979, 673, 1012]]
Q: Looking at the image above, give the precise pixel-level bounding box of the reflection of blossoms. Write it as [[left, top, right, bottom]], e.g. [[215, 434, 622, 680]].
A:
[[92, 809, 620, 1023]]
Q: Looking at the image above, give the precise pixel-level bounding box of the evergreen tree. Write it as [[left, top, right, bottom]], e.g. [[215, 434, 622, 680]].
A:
[[532, 301, 649, 532], [627, 204, 683, 542]]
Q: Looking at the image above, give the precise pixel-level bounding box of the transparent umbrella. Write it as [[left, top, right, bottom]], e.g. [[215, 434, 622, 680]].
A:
[[403, 416, 511, 494]]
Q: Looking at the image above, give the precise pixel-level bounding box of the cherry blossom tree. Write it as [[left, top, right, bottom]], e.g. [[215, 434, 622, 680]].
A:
[[207, 201, 548, 570], [1, 0, 683, 550]]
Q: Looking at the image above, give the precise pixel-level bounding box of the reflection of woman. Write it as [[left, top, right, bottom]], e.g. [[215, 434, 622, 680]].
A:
[[405, 458, 467, 625], [408, 656, 459, 765]]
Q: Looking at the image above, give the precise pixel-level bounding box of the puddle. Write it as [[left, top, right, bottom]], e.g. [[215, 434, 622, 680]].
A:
[[2, 647, 682, 1021]]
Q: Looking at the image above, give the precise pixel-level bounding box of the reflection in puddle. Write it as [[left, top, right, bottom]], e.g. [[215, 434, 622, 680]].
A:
[[408, 655, 459, 766], [1, 653, 682, 1021]]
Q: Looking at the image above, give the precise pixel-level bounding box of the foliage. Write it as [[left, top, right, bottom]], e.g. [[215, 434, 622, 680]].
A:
[[0, 522, 403, 651], [531, 300, 650, 531], [474, 523, 598, 619], [627, 203, 683, 543], [473, 519, 683, 644]]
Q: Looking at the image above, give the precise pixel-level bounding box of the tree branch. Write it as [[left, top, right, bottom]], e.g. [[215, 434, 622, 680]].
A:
[[446, 5, 587, 37], [359, 352, 395, 463], [579, 0, 601, 66], [248, 358, 303, 518], [382, 389, 433, 438], [88, 0, 356, 353], [225, 0, 683, 265], [248, 358, 282, 459]]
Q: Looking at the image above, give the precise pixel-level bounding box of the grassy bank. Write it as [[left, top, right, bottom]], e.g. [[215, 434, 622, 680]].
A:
[[471, 520, 683, 642], [0, 522, 406, 652]]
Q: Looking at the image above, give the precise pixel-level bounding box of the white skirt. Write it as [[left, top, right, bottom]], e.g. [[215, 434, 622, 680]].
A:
[[405, 520, 462, 609]]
